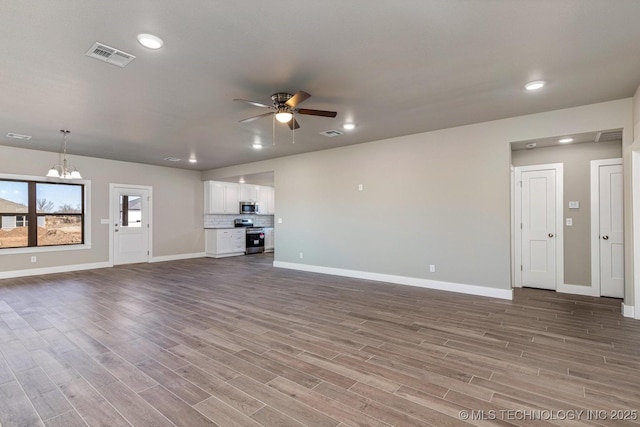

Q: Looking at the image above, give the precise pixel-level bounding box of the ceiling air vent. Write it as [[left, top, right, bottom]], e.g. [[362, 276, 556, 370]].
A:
[[85, 42, 135, 68], [319, 130, 344, 137], [163, 157, 181, 162], [595, 130, 623, 143], [6, 133, 32, 141]]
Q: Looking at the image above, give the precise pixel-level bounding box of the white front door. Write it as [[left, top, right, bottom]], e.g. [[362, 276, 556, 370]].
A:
[[599, 164, 624, 298], [112, 186, 150, 265], [521, 169, 557, 290]]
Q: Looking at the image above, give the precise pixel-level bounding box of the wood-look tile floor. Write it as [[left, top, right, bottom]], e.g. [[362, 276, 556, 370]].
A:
[[1, 254, 640, 426]]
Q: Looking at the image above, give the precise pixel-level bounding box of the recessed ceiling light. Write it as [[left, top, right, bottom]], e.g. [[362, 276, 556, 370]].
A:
[[252, 143, 263, 150], [137, 33, 163, 49], [188, 158, 197, 163], [525, 80, 545, 91], [343, 123, 356, 130], [558, 138, 573, 143], [6, 132, 32, 140], [526, 142, 537, 149], [239, 178, 245, 184]]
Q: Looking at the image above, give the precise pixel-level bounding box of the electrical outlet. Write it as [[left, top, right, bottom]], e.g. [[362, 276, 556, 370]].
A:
[[30, 256, 37, 263], [358, 184, 364, 191], [429, 264, 436, 273], [299, 252, 304, 259], [277, 217, 283, 224]]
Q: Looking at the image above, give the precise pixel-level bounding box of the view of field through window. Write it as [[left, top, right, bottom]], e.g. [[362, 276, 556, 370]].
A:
[[0, 180, 83, 248]]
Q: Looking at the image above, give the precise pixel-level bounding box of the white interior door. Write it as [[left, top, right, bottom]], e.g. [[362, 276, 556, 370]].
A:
[[521, 169, 557, 290], [112, 186, 150, 265], [599, 164, 624, 298]]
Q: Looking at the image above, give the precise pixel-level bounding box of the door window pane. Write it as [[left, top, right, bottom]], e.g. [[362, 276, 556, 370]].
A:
[[119, 195, 142, 227]]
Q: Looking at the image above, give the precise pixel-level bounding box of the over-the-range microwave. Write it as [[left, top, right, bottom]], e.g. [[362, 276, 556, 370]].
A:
[[239, 201, 259, 214]]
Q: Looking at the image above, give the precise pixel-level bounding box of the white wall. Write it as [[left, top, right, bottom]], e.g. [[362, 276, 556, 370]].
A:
[[204, 99, 634, 302], [0, 145, 204, 276]]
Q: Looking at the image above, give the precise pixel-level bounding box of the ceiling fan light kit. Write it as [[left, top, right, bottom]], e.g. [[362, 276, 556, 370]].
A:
[[275, 111, 293, 123], [235, 91, 337, 132]]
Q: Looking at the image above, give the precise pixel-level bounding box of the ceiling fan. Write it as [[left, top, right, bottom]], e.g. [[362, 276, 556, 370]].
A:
[[234, 91, 337, 130]]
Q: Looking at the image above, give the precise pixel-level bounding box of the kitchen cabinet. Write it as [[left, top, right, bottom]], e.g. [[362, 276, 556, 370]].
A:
[[239, 184, 275, 214], [257, 186, 275, 215], [264, 227, 274, 252], [204, 181, 240, 214], [205, 229, 245, 258], [240, 184, 259, 202]]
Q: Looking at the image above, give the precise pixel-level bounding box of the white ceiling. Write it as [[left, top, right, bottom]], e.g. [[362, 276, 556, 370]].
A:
[[1, 1, 640, 171]]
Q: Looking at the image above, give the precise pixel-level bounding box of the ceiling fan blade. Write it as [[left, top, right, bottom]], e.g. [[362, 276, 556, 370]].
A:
[[287, 117, 300, 130], [239, 112, 273, 123], [285, 91, 311, 108], [296, 108, 337, 118], [233, 98, 272, 109]]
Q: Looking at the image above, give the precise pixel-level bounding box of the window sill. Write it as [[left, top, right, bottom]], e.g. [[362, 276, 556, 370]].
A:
[[0, 243, 91, 255]]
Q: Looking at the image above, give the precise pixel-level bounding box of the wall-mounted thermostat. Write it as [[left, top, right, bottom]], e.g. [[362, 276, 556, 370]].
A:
[[569, 201, 580, 209]]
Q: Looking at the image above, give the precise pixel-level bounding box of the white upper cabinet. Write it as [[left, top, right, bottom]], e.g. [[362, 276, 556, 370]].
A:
[[240, 184, 259, 202], [257, 186, 275, 215], [238, 184, 275, 214], [204, 181, 240, 214]]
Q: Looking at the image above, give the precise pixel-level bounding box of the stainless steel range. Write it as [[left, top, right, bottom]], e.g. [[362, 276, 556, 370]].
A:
[[234, 218, 265, 254]]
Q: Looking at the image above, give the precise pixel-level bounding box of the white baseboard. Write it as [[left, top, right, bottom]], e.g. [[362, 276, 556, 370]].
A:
[[557, 283, 599, 297], [273, 261, 513, 300], [0, 261, 112, 280], [150, 252, 206, 263], [204, 252, 245, 259], [622, 303, 635, 318]]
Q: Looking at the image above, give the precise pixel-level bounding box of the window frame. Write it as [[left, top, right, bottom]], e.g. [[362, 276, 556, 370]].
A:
[[0, 173, 91, 254]]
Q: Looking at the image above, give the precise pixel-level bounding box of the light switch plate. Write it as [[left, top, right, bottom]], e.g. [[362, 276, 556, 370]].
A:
[[569, 201, 580, 209]]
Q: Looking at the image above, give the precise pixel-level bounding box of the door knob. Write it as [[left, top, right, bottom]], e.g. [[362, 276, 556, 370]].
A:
[[115, 229, 119, 232], [603, 235, 609, 240], [548, 233, 554, 238]]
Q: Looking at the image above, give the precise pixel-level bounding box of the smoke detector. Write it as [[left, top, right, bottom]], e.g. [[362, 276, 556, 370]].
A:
[[85, 42, 136, 68]]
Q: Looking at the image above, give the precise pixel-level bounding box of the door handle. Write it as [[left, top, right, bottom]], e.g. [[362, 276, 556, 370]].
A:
[[548, 233, 554, 238], [115, 229, 119, 232], [602, 235, 609, 240]]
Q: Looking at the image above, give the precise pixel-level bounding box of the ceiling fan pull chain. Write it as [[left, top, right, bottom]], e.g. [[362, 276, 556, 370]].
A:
[[272, 114, 276, 146], [292, 116, 295, 144]]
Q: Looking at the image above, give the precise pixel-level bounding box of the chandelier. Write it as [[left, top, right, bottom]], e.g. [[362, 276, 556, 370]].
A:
[[46, 129, 82, 179]]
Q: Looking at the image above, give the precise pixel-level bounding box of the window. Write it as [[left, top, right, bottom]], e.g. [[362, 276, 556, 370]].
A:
[[0, 179, 84, 249], [119, 195, 142, 227]]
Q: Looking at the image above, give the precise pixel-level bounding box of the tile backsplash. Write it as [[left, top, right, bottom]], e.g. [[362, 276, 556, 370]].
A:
[[204, 214, 274, 228]]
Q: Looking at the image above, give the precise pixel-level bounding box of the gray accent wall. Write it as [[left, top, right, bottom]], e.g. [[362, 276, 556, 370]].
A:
[[204, 99, 634, 300], [511, 141, 622, 287]]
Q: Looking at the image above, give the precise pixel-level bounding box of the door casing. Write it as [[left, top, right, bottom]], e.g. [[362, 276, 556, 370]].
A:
[[590, 158, 623, 297], [109, 183, 152, 265], [514, 163, 564, 290]]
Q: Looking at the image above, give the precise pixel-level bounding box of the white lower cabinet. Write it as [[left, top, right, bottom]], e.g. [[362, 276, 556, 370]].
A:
[[264, 227, 274, 252], [205, 229, 245, 258]]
